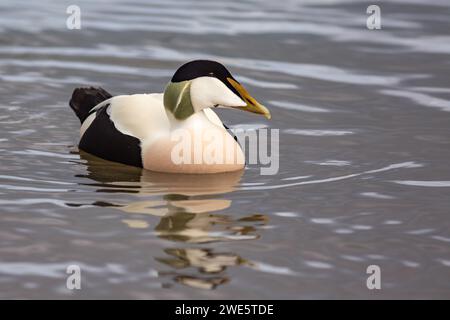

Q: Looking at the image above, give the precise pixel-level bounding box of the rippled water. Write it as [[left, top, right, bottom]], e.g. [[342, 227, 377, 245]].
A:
[[1, 0, 450, 299]]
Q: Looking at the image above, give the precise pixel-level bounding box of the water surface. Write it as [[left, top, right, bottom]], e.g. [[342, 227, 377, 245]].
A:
[[0, 0, 450, 299]]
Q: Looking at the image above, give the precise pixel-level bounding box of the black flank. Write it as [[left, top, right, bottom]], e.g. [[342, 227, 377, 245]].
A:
[[79, 104, 143, 168]]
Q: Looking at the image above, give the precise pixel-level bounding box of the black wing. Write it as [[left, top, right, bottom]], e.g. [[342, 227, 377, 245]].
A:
[[79, 104, 144, 168]]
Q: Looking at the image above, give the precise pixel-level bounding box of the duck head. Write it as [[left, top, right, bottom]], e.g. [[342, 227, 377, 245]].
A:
[[163, 60, 271, 120]]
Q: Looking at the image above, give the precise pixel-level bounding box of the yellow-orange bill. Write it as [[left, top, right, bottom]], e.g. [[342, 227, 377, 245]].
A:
[[227, 78, 271, 119]]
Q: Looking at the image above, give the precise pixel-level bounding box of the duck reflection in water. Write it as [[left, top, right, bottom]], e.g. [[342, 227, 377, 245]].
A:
[[75, 151, 268, 289]]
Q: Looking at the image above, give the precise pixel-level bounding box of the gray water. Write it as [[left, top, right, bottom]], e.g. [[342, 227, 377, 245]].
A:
[[1, 0, 450, 299]]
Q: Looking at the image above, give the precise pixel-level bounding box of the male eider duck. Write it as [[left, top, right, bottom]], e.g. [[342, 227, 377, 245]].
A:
[[70, 60, 271, 174]]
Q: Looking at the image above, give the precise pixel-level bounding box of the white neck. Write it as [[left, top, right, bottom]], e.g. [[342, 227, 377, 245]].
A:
[[166, 108, 222, 130]]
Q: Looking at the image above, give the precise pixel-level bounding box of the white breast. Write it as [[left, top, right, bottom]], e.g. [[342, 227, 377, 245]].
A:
[[142, 111, 244, 173]]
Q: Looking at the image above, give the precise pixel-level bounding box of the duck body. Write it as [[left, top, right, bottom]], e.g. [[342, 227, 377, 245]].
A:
[[70, 60, 270, 174], [76, 93, 244, 173]]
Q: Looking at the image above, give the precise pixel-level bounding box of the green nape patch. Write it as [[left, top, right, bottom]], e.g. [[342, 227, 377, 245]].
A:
[[163, 81, 195, 120]]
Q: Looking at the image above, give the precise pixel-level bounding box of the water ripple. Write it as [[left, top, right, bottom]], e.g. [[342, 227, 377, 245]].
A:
[[270, 100, 331, 113], [391, 180, 450, 187], [284, 129, 354, 136], [241, 162, 423, 190]]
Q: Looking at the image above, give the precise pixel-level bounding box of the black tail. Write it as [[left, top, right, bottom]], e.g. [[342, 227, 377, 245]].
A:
[[69, 87, 113, 123]]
